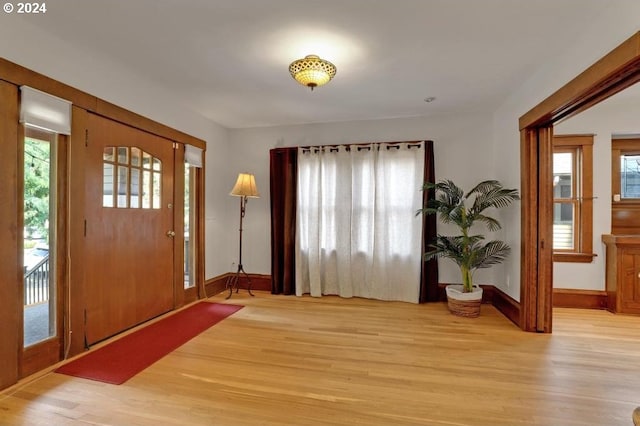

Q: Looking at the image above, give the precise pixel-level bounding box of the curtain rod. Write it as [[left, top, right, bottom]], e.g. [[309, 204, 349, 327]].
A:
[[300, 141, 425, 154]]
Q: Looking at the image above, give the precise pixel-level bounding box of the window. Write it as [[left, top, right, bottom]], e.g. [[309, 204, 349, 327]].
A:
[[184, 165, 195, 289], [552, 135, 594, 262], [23, 126, 58, 347], [295, 143, 425, 303], [611, 138, 640, 234], [102, 146, 161, 209]]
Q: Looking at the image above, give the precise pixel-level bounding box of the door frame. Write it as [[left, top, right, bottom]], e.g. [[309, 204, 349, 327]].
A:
[[519, 31, 640, 332]]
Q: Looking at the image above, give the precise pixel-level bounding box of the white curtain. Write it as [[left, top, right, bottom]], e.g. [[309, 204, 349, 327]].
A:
[[295, 142, 425, 303]]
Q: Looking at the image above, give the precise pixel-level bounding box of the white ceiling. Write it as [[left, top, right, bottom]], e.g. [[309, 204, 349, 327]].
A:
[[23, 0, 622, 129]]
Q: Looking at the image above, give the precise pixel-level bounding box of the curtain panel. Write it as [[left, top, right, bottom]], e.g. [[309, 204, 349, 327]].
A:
[[421, 140, 439, 302], [296, 142, 425, 303], [270, 148, 298, 295], [269, 141, 438, 302]]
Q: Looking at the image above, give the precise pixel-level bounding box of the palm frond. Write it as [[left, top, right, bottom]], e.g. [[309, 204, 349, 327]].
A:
[[470, 187, 520, 216], [466, 180, 501, 198], [470, 240, 512, 269], [472, 214, 502, 232], [424, 235, 466, 266]]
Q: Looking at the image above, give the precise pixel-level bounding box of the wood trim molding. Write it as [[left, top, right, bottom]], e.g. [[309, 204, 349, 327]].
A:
[[553, 252, 597, 263], [95, 99, 205, 149], [0, 57, 206, 149], [491, 286, 521, 328], [553, 289, 608, 309], [0, 80, 20, 389], [519, 31, 640, 129], [205, 276, 611, 321], [205, 273, 272, 297]]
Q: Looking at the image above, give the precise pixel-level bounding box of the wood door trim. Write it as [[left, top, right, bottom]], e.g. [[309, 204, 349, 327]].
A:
[[173, 145, 186, 308], [519, 31, 640, 333], [520, 32, 640, 129], [520, 128, 540, 331], [0, 81, 20, 388], [0, 57, 206, 149]]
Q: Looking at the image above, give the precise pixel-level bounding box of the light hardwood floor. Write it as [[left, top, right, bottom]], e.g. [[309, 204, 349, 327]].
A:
[[1, 292, 640, 425]]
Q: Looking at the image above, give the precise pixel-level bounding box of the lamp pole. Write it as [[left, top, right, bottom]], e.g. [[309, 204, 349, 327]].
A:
[[226, 195, 254, 299]]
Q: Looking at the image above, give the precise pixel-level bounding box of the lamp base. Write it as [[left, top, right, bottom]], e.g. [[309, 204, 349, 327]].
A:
[[225, 263, 254, 299]]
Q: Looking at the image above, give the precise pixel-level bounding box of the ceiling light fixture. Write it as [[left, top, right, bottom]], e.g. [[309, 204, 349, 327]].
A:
[[289, 55, 337, 91]]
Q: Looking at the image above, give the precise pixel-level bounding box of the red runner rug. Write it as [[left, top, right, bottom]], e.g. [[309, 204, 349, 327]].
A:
[[55, 302, 243, 385]]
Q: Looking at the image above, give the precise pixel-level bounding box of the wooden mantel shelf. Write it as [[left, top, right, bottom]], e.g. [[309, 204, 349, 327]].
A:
[[602, 234, 640, 245]]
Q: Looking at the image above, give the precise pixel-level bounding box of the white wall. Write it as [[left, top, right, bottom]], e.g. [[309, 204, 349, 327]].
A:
[[553, 93, 640, 290], [225, 111, 497, 286], [491, 5, 640, 301]]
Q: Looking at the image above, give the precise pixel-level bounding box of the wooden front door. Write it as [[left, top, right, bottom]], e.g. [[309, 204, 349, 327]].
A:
[[83, 114, 175, 345]]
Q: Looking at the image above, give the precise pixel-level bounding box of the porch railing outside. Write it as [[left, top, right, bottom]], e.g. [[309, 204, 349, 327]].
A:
[[24, 256, 50, 306]]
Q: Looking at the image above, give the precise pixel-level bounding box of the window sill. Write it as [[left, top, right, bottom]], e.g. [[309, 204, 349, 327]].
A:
[[553, 252, 597, 263]]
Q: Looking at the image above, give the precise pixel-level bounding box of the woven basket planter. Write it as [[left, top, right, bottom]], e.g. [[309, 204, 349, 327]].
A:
[[445, 285, 483, 318]]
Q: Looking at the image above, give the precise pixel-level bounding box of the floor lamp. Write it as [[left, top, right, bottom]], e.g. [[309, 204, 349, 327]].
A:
[[226, 173, 259, 299]]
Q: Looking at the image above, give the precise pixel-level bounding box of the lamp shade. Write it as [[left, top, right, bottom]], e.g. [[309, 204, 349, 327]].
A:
[[230, 173, 259, 197], [289, 55, 337, 90]]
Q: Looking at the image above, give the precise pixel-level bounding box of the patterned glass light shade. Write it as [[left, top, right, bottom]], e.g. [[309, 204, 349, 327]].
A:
[[289, 55, 337, 90], [230, 173, 259, 197]]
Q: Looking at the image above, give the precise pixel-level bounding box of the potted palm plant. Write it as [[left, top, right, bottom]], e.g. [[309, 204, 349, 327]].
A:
[[420, 179, 520, 317]]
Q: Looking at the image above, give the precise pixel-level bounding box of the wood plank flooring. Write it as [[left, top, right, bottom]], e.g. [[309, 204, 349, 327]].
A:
[[1, 292, 640, 425]]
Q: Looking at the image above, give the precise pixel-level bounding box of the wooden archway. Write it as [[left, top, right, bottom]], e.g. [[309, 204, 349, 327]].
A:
[[519, 32, 640, 332]]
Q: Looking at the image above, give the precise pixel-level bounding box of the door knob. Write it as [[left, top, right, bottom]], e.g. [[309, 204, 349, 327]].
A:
[[166, 230, 176, 237]]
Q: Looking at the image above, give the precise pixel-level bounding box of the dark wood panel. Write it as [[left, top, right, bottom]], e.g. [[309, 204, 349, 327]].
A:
[[621, 252, 640, 312], [553, 289, 608, 309], [602, 234, 640, 314], [0, 80, 20, 389], [612, 205, 640, 234]]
